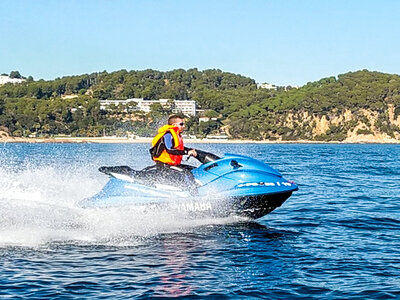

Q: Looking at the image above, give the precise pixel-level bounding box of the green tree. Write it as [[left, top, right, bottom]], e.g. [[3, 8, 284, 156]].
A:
[[9, 71, 22, 79]]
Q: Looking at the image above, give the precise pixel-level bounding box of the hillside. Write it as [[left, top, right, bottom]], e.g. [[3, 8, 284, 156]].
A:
[[226, 70, 400, 142], [0, 69, 400, 142]]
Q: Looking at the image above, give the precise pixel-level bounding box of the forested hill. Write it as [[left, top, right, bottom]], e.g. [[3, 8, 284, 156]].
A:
[[0, 69, 256, 104], [228, 70, 400, 141], [0, 68, 400, 142]]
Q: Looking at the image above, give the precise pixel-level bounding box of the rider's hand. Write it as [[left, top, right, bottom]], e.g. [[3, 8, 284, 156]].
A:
[[188, 149, 197, 157]]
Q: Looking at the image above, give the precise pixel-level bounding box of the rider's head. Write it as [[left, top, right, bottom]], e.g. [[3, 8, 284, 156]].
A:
[[168, 115, 185, 132]]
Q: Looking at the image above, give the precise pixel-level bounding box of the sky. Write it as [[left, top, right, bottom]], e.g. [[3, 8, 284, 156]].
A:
[[1, 0, 399, 86]]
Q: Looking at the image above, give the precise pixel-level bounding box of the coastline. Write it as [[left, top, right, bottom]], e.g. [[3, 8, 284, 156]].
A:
[[1, 136, 399, 144]]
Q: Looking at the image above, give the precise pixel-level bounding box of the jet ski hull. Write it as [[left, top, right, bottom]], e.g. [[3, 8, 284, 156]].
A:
[[81, 187, 292, 220], [81, 152, 298, 219]]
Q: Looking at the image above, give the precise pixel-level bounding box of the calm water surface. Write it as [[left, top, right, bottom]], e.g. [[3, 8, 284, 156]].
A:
[[0, 143, 399, 299]]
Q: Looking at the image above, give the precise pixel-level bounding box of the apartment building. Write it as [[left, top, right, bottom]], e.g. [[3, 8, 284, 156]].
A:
[[99, 98, 196, 116]]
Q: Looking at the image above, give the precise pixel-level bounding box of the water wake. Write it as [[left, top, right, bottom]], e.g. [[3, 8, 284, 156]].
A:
[[0, 165, 242, 247]]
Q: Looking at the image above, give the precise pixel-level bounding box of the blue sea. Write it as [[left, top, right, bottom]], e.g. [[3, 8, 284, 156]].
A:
[[0, 143, 399, 299]]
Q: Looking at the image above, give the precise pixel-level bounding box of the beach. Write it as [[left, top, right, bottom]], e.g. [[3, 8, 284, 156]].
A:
[[0, 135, 291, 144], [1, 135, 399, 144], [0, 136, 252, 144]]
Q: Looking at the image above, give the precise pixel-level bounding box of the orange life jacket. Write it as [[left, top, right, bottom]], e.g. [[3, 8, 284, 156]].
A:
[[151, 125, 184, 165]]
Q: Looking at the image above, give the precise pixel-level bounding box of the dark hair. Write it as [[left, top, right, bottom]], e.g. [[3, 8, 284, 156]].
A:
[[168, 114, 184, 125]]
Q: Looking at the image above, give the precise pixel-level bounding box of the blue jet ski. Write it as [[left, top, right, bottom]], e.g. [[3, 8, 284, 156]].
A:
[[80, 150, 298, 219]]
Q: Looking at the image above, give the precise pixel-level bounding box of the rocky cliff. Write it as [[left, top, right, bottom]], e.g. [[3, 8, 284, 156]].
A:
[[254, 104, 400, 142]]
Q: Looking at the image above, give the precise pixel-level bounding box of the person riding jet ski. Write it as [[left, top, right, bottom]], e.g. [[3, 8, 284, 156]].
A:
[[149, 115, 199, 191], [83, 115, 298, 217]]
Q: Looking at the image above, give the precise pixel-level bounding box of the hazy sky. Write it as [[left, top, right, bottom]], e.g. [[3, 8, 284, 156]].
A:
[[1, 0, 399, 86]]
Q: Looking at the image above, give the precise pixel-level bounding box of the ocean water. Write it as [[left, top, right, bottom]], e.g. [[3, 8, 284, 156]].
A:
[[0, 142, 399, 299]]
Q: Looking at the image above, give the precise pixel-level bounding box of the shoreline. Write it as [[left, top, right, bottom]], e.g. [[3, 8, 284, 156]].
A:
[[1, 136, 399, 144]]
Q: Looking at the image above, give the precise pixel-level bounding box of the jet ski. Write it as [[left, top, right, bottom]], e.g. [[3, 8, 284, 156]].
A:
[[80, 150, 298, 219]]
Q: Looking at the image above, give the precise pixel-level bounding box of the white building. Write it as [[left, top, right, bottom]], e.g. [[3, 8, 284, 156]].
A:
[[257, 83, 277, 90], [199, 117, 218, 123], [99, 98, 197, 116], [0, 75, 25, 85], [99, 98, 143, 110]]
